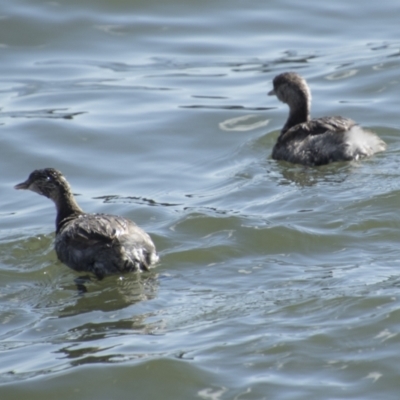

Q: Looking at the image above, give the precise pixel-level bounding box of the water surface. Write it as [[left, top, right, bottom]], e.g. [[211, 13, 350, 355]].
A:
[[1, 0, 400, 399]]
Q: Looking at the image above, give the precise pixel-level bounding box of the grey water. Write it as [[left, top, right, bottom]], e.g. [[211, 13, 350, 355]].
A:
[[1, 0, 400, 398]]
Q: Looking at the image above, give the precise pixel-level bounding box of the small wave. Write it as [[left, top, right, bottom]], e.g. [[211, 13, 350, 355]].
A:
[[219, 114, 269, 131]]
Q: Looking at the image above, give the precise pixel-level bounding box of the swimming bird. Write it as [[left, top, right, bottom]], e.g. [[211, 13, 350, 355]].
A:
[[15, 168, 159, 279], [268, 72, 386, 166]]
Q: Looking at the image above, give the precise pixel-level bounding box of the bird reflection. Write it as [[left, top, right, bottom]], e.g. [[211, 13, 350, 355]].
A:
[[58, 272, 159, 316], [276, 162, 351, 187]]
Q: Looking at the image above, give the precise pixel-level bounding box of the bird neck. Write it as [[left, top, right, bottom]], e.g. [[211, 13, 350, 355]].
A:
[[282, 101, 310, 135], [53, 191, 84, 233]]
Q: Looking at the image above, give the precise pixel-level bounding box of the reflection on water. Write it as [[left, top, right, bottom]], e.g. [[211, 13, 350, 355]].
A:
[[93, 195, 181, 208], [59, 274, 160, 316], [1, 0, 400, 398], [0, 108, 84, 120], [276, 162, 352, 187]]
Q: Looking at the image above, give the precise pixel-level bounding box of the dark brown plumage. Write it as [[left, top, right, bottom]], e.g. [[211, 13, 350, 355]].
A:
[[15, 168, 158, 278], [268, 72, 386, 166]]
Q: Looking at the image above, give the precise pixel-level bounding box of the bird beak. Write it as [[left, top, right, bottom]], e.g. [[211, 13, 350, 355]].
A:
[[268, 89, 275, 96], [14, 180, 30, 190]]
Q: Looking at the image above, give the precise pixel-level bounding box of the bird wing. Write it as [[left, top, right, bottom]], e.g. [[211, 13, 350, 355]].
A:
[[58, 214, 131, 249], [281, 116, 356, 143]]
